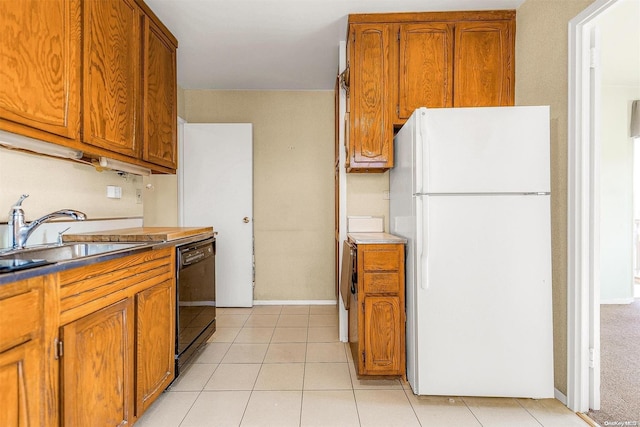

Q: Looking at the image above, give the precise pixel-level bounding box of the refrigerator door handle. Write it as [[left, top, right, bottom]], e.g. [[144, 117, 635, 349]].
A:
[[416, 196, 428, 290], [415, 114, 424, 195]]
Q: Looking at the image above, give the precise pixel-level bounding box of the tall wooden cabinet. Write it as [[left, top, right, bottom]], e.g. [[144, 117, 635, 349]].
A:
[[347, 24, 394, 171], [348, 240, 405, 376], [345, 11, 515, 172]]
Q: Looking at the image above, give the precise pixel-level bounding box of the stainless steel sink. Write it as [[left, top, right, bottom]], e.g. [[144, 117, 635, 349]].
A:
[[0, 242, 148, 263]]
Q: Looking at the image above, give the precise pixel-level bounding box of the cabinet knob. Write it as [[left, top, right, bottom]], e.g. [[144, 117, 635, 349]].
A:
[[243, 217, 250, 223]]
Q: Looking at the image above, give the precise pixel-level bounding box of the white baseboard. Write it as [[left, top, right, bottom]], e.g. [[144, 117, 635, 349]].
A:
[[253, 300, 337, 306], [554, 388, 567, 405], [600, 297, 635, 304]]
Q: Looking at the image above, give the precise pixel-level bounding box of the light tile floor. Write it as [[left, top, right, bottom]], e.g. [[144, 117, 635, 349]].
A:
[[136, 305, 590, 427]]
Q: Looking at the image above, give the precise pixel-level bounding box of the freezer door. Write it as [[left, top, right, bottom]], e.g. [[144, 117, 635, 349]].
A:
[[416, 106, 550, 194], [413, 194, 554, 398]]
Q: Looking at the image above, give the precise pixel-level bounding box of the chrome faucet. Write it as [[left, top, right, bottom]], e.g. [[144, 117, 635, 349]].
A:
[[8, 194, 87, 249]]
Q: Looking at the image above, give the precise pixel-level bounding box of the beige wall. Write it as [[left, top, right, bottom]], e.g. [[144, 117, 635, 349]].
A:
[[516, 0, 595, 395], [347, 172, 390, 231], [183, 90, 335, 301], [0, 149, 143, 223]]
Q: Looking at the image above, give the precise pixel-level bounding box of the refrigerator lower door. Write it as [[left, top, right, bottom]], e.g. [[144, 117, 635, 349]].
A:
[[413, 194, 554, 398]]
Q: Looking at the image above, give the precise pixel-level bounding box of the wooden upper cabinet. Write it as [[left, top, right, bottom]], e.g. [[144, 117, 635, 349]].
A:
[[83, 0, 141, 157], [346, 11, 515, 172], [453, 20, 514, 107], [143, 17, 178, 169], [397, 23, 454, 120], [0, 0, 81, 140], [348, 24, 394, 172]]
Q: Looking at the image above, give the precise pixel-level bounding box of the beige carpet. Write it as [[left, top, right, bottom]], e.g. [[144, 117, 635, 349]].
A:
[[587, 299, 640, 426]]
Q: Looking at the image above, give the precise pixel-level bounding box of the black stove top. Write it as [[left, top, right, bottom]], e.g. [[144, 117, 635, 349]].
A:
[[0, 259, 53, 273]]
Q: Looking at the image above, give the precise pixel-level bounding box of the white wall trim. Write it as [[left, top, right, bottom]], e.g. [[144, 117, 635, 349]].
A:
[[567, 0, 619, 413], [177, 116, 187, 227], [253, 300, 337, 306], [555, 388, 568, 406], [338, 40, 349, 343]]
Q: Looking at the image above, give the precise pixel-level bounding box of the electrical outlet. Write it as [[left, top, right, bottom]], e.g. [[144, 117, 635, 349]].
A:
[[136, 189, 143, 204]]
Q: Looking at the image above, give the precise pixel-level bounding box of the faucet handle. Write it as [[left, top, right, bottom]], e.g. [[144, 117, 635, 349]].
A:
[[13, 194, 29, 207], [57, 227, 71, 245], [8, 194, 28, 222]]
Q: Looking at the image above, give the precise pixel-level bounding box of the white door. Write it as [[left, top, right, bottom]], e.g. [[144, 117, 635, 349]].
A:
[[181, 123, 253, 307]]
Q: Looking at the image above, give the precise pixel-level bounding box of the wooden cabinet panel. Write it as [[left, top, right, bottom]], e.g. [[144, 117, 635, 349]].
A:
[[363, 296, 402, 374], [453, 20, 514, 107], [83, 0, 141, 157], [0, 341, 40, 427], [0, 277, 46, 427], [0, 0, 81, 140], [397, 23, 454, 119], [143, 18, 177, 169], [348, 24, 393, 171], [136, 279, 175, 416], [61, 298, 134, 427]]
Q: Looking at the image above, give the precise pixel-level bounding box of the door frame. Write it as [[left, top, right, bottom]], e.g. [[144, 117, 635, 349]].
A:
[[567, 0, 618, 412]]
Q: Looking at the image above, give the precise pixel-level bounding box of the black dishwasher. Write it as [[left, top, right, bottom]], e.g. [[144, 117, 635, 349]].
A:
[[175, 237, 216, 376]]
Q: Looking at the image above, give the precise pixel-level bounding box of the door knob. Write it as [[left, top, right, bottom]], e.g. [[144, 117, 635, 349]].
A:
[[243, 217, 250, 223]]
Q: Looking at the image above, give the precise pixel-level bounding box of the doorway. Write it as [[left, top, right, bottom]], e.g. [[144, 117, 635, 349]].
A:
[[567, 0, 640, 414]]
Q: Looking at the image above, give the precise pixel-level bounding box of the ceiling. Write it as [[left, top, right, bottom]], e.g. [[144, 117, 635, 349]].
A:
[[144, 0, 526, 91]]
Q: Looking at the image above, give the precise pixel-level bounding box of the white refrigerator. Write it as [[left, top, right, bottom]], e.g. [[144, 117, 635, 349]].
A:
[[390, 106, 554, 398]]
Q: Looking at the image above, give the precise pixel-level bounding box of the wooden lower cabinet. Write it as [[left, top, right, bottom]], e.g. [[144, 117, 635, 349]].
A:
[[135, 279, 175, 416], [57, 247, 176, 425], [60, 298, 135, 427], [0, 277, 47, 427], [349, 243, 405, 377]]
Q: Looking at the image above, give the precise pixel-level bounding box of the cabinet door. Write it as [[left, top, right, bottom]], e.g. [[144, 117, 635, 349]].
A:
[[83, 0, 141, 157], [0, 282, 44, 427], [363, 296, 402, 375], [397, 23, 454, 120], [143, 18, 177, 170], [135, 279, 175, 416], [61, 298, 134, 427], [0, 0, 81, 140], [453, 20, 514, 107], [348, 24, 393, 171], [0, 341, 41, 427]]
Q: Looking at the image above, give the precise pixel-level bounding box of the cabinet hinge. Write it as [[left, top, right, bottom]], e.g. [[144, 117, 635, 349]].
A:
[[362, 352, 366, 363], [397, 105, 400, 115], [55, 338, 63, 360], [397, 29, 400, 41]]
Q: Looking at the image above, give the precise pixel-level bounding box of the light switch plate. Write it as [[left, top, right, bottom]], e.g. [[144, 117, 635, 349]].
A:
[[107, 185, 122, 199]]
